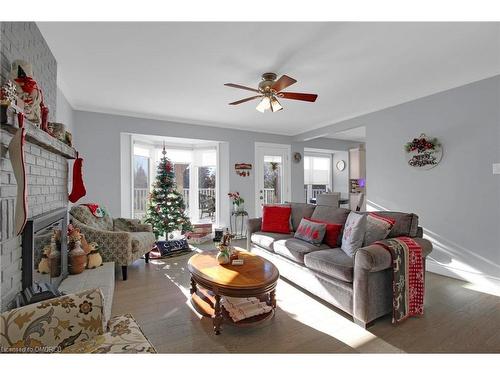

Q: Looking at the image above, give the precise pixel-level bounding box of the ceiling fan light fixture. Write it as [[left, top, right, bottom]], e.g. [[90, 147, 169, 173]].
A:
[[256, 96, 271, 113], [270, 96, 283, 112], [225, 72, 318, 112]]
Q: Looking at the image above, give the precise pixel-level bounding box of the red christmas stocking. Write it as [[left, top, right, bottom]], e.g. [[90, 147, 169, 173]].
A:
[[68, 152, 87, 203], [8, 113, 28, 235]]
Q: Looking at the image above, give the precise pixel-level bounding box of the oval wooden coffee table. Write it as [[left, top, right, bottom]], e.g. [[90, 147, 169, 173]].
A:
[[187, 249, 279, 335]]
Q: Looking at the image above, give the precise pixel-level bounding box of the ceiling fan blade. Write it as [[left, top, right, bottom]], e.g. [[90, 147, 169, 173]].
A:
[[224, 83, 260, 93], [272, 75, 297, 92], [279, 92, 318, 102], [229, 95, 262, 105]]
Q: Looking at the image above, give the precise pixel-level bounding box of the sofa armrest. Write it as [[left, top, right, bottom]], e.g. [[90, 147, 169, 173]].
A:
[[355, 237, 433, 272], [0, 289, 105, 352], [246, 217, 262, 250], [246, 217, 262, 234], [353, 237, 433, 326], [114, 218, 153, 232], [355, 244, 392, 272], [73, 218, 133, 265]]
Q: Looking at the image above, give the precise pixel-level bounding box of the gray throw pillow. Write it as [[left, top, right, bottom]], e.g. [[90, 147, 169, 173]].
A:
[[363, 212, 396, 246], [294, 218, 327, 246], [341, 212, 367, 257]]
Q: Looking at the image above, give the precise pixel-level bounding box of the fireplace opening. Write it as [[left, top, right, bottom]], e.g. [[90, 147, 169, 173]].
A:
[[22, 208, 68, 290]]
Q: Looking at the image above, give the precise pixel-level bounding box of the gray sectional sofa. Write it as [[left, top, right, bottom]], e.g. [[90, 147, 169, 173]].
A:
[[246, 203, 433, 328]]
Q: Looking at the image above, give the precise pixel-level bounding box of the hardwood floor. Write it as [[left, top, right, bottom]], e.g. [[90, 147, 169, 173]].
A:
[[112, 240, 500, 353]]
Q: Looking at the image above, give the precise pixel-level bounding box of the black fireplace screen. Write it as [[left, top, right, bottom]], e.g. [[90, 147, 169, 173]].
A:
[[22, 208, 68, 290]]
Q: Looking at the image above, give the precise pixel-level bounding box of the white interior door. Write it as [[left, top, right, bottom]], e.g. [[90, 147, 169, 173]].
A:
[[255, 143, 291, 216]]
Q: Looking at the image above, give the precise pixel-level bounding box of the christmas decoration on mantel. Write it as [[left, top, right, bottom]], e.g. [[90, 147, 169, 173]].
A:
[[145, 146, 192, 239], [405, 133, 442, 170], [68, 152, 87, 203], [9, 60, 49, 131], [8, 113, 28, 235]]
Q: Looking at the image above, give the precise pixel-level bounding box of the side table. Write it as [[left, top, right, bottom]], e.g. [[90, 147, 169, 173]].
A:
[[230, 210, 248, 239]]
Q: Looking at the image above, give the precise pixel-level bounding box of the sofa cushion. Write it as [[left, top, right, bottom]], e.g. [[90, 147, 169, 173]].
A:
[[261, 205, 292, 234], [251, 231, 293, 252], [294, 218, 327, 245], [363, 212, 396, 246], [274, 238, 330, 264], [63, 314, 156, 353], [304, 248, 354, 283], [0, 289, 105, 351], [341, 212, 367, 257], [289, 202, 316, 231], [308, 218, 343, 248], [369, 211, 419, 238], [114, 218, 151, 232], [310, 207, 350, 245]]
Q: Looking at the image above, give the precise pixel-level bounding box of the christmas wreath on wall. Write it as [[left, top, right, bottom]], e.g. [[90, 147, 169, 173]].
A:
[[404, 133, 442, 170]]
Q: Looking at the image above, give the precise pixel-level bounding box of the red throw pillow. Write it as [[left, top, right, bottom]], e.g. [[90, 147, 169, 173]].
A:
[[261, 205, 292, 234], [308, 218, 343, 247]]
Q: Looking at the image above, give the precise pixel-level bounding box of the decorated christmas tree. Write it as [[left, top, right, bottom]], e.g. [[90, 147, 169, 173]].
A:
[[145, 147, 192, 239]]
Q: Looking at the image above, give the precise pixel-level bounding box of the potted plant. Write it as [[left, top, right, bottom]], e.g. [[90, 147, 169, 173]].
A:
[[228, 192, 245, 213]]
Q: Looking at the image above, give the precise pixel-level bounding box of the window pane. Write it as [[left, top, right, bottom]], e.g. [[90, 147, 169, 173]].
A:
[[199, 166, 216, 222], [156, 148, 192, 163], [264, 157, 282, 204], [134, 146, 150, 157], [304, 154, 331, 203], [200, 150, 216, 166], [133, 155, 149, 219]]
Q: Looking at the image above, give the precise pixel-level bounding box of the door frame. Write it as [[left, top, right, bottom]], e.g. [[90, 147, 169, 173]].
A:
[[254, 142, 291, 215]]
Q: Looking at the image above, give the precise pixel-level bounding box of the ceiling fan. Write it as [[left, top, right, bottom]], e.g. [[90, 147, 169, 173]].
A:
[[224, 72, 318, 113]]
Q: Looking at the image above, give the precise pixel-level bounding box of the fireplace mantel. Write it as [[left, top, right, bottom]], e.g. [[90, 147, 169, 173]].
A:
[[1, 105, 77, 160]]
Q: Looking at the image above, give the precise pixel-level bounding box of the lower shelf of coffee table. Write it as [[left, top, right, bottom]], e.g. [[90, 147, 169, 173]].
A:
[[190, 287, 274, 327]]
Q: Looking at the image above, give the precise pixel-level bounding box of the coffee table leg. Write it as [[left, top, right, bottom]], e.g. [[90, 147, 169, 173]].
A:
[[270, 289, 277, 309], [213, 294, 223, 335], [190, 277, 197, 295]]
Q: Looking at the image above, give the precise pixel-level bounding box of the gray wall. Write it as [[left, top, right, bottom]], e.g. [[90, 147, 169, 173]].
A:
[[300, 76, 500, 283], [332, 150, 349, 197], [56, 87, 74, 134], [0, 22, 57, 122], [72, 110, 356, 220]]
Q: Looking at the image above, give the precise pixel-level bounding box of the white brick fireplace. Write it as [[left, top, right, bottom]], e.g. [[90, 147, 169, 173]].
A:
[[0, 114, 76, 310]]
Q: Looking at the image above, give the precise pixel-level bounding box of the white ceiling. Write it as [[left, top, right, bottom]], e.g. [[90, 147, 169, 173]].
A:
[[329, 126, 366, 142], [38, 22, 500, 136]]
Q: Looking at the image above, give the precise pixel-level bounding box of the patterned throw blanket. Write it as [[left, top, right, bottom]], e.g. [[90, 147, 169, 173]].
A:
[[374, 236, 425, 324]]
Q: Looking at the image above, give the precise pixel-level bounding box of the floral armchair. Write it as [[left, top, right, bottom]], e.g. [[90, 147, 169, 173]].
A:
[[0, 289, 156, 353], [70, 205, 156, 280]]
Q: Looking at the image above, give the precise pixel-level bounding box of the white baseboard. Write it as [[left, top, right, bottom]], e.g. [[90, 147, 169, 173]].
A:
[[426, 259, 500, 290]]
